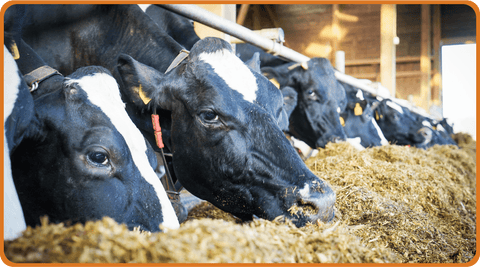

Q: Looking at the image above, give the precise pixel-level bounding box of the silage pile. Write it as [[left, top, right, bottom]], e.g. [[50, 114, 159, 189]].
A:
[[4, 138, 476, 263]]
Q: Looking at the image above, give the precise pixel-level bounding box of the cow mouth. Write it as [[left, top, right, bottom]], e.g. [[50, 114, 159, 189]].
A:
[[288, 200, 319, 217]]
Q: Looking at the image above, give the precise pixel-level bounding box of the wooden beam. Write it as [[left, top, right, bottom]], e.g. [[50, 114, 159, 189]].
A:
[[380, 4, 397, 97], [345, 56, 434, 66], [236, 4, 250, 26], [331, 4, 340, 66], [264, 5, 280, 28], [252, 5, 261, 30], [420, 5, 432, 111], [432, 5, 442, 106]]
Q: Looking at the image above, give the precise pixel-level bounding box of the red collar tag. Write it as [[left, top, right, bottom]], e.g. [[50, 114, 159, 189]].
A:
[[151, 114, 164, 149]]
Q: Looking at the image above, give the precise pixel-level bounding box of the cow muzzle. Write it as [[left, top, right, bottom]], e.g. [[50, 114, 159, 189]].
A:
[[287, 181, 336, 226]]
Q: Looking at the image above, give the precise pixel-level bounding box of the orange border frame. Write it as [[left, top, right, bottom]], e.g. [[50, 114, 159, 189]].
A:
[[0, 1, 478, 266]]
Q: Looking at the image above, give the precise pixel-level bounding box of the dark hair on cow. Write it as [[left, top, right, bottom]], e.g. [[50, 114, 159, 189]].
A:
[[309, 58, 335, 75], [188, 37, 233, 60], [67, 65, 113, 80]]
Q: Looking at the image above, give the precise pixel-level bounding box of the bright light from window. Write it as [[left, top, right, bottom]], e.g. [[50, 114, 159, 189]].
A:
[[442, 43, 476, 139]]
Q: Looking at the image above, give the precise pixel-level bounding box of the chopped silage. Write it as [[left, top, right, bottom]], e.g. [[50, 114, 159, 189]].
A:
[[4, 136, 476, 263]]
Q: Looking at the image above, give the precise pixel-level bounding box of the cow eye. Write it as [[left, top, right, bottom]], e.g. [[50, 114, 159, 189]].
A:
[[199, 109, 219, 123], [86, 148, 110, 167], [307, 89, 318, 101]]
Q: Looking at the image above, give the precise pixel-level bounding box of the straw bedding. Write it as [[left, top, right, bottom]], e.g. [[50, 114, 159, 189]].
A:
[[4, 133, 476, 263]]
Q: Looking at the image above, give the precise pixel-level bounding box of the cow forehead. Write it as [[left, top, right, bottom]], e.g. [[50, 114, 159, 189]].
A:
[[65, 73, 179, 229], [198, 49, 258, 103]]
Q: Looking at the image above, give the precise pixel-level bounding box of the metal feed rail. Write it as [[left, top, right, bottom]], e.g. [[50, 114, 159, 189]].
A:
[[161, 4, 432, 118]]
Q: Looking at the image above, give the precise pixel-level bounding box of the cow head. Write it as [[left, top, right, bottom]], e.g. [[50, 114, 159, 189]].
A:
[[117, 37, 336, 227], [374, 99, 428, 146], [340, 83, 388, 148], [262, 58, 347, 149], [412, 115, 457, 148], [11, 66, 179, 232]]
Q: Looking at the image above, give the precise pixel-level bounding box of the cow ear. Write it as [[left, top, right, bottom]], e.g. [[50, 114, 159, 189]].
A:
[[116, 54, 175, 111], [244, 52, 261, 74]]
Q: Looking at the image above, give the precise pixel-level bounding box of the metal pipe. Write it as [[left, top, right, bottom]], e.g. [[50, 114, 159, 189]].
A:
[[160, 4, 310, 62]]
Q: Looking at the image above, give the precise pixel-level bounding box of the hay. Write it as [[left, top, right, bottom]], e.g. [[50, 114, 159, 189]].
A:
[[306, 141, 476, 263], [5, 136, 476, 263]]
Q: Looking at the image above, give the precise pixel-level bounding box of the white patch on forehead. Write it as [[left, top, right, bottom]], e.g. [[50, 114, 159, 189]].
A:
[[355, 89, 364, 100], [371, 118, 389, 146], [68, 73, 179, 229], [386, 101, 404, 114], [199, 49, 258, 103], [137, 4, 151, 12], [336, 107, 341, 113], [422, 120, 432, 128], [4, 46, 20, 122], [299, 183, 310, 198]]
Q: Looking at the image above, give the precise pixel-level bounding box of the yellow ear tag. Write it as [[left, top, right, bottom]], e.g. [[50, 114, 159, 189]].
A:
[[375, 111, 380, 120], [10, 42, 20, 60], [432, 126, 437, 130], [269, 78, 280, 89], [339, 116, 345, 127], [354, 103, 363, 116], [137, 84, 152, 105]]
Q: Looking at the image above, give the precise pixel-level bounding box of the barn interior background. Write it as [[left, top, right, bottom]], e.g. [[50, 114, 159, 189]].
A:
[[4, 3, 477, 264], [194, 4, 476, 137]]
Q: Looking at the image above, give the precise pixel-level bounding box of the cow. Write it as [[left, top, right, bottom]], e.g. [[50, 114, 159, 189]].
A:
[[3, 45, 30, 240], [412, 114, 457, 148], [339, 82, 389, 148], [9, 4, 336, 226], [262, 58, 348, 149], [5, 37, 180, 232], [372, 98, 430, 147]]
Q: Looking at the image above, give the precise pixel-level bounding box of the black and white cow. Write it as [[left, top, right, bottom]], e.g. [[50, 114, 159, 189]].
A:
[[5, 38, 180, 232], [339, 82, 388, 148], [4, 45, 29, 240], [9, 4, 336, 226], [412, 113, 457, 148], [262, 58, 348, 149], [372, 98, 429, 147]]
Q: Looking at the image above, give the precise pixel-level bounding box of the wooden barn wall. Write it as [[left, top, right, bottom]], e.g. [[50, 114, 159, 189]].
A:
[[239, 4, 476, 108]]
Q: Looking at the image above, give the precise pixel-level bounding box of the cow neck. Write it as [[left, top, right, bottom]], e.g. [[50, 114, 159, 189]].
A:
[[153, 49, 190, 198]]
